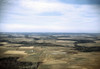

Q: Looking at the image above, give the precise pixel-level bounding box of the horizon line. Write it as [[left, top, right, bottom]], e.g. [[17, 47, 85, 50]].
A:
[[0, 32, 100, 34]]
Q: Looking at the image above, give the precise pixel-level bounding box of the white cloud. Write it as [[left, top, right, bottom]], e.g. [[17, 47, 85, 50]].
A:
[[0, 0, 100, 33], [20, 0, 100, 14], [0, 23, 67, 32], [20, 0, 64, 13]]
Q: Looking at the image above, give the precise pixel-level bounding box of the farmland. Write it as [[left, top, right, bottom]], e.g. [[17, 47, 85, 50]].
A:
[[0, 33, 100, 69]]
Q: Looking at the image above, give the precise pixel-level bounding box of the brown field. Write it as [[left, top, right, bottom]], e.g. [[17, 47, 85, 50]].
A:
[[0, 33, 100, 69], [4, 50, 27, 55]]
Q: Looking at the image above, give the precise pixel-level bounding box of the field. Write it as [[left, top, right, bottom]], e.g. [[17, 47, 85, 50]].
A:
[[0, 33, 100, 69]]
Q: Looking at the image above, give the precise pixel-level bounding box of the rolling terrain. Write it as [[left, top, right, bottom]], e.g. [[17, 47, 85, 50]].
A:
[[0, 33, 100, 69]]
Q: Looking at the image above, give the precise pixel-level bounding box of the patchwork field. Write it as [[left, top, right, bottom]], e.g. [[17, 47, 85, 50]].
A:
[[0, 33, 100, 69]]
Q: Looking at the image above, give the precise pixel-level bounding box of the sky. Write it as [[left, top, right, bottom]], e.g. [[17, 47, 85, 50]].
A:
[[0, 0, 100, 33]]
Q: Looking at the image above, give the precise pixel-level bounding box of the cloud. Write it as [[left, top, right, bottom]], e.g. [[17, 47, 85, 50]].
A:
[[0, 23, 67, 32], [20, 0, 64, 13], [1, 21, 99, 33], [0, 0, 100, 33]]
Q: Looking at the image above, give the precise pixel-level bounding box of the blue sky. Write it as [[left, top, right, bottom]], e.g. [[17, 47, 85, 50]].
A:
[[0, 0, 100, 33], [59, 0, 100, 4]]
